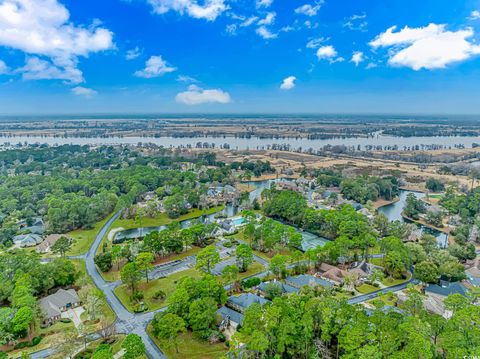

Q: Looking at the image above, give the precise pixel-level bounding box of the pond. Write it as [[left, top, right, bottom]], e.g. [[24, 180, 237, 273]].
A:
[[378, 190, 448, 248], [114, 178, 330, 250]]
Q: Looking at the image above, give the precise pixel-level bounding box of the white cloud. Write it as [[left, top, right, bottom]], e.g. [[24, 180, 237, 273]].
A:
[[126, 47, 141, 60], [370, 23, 480, 70], [147, 0, 228, 21], [280, 76, 296, 90], [343, 12, 367, 31], [177, 74, 198, 83], [71, 86, 97, 98], [176, 84, 231, 105], [256, 0, 273, 9], [469, 10, 480, 20], [306, 37, 326, 48], [134, 55, 176, 78], [241, 16, 259, 27], [366, 62, 377, 69], [294, 2, 323, 16], [17, 57, 83, 83], [316, 45, 343, 63], [0, 0, 114, 83], [257, 12, 275, 26], [350, 51, 364, 66], [0, 59, 8, 74], [256, 26, 277, 39]]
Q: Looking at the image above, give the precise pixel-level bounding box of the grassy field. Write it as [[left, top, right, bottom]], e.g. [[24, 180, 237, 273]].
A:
[[114, 268, 201, 312], [356, 283, 379, 294], [67, 212, 115, 256], [370, 292, 398, 307], [112, 206, 225, 230], [238, 262, 265, 281], [147, 325, 228, 359], [382, 273, 411, 287]]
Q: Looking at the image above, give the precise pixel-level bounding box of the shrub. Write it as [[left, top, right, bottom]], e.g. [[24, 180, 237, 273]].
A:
[[131, 291, 144, 301], [241, 277, 261, 289], [152, 289, 166, 300], [31, 336, 42, 346], [14, 342, 30, 349]]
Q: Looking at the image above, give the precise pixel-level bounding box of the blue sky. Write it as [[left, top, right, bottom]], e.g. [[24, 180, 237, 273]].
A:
[[1, 0, 480, 114]]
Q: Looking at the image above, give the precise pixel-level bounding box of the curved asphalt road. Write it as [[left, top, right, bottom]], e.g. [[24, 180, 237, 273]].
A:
[[84, 211, 167, 359]]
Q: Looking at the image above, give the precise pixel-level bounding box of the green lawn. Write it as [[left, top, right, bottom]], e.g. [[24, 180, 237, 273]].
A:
[[114, 268, 202, 313], [238, 262, 265, 280], [147, 325, 228, 359], [382, 273, 411, 287], [356, 284, 379, 294], [370, 293, 398, 307], [112, 206, 225, 230], [67, 212, 115, 256], [369, 257, 384, 267]]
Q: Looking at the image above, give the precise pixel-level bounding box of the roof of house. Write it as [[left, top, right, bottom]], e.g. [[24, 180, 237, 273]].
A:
[[217, 306, 244, 325], [322, 268, 349, 283], [228, 293, 270, 310], [13, 233, 43, 247], [286, 274, 333, 289], [24, 225, 45, 235], [40, 289, 80, 319], [425, 281, 468, 297], [258, 281, 300, 294], [319, 263, 337, 273]]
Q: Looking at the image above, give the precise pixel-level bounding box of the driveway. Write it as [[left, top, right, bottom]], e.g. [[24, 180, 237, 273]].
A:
[[61, 306, 85, 329]]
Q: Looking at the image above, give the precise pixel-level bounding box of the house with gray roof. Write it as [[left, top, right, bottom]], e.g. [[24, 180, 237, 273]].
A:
[[227, 293, 270, 313], [40, 289, 81, 326], [425, 280, 468, 298], [13, 233, 43, 248], [285, 274, 333, 290], [217, 306, 244, 329]]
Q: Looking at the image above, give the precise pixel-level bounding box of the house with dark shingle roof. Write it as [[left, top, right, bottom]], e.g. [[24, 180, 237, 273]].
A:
[[40, 289, 81, 326], [285, 274, 333, 290], [226, 293, 270, 313], [217, 306, 244, 329], [425, 280, 468, 298]]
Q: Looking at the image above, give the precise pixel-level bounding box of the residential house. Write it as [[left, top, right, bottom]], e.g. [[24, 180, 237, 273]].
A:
[[285, 274, 333, 290], [217, 306, 244, 329], [36, 234, 64, 253], [318, 263, 351, 285], [277, 180, 301, 192], [425, 280, 469, 298], [13, 233, 43, 248], [40, 289, 81, 326], [226, 293, 270, 313]]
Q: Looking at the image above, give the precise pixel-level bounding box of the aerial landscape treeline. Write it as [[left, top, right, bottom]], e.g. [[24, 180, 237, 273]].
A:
[[0, 136, 478, 359]]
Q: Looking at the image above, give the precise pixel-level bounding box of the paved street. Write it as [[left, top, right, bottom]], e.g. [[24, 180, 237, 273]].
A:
[[84, 211, 167, 359]]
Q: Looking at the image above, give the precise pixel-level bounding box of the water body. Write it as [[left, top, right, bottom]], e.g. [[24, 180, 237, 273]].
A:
[[114, 179, 329, 249], [1, 134, 480, 151], [378, 190, 448, 248]]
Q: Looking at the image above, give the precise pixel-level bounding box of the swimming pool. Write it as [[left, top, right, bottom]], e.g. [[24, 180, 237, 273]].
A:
[[231, 217, 246, 226]]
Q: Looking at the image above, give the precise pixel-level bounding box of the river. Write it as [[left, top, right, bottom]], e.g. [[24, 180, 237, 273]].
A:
[[378, 190, 448, 248], [1, 134, 480, 151]]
